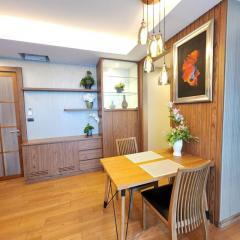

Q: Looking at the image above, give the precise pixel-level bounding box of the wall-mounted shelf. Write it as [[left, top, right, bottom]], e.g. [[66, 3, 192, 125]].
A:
[[104, 92, 137, 96], [64, 108, 99, 112], [104, 108, 138, 112], [22, 87, 99, 93]]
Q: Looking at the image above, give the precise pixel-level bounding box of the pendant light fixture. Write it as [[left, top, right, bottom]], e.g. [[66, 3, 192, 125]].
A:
[[159, 0, 169, 85], [144, 0, 154, 73], [138, 3, 148, 45], [149, 3, 159, 58], [156, 0, 164, 55]]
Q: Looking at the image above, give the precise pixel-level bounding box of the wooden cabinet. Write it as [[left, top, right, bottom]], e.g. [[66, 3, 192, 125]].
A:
[[22, 135, 102, 182], [102, 109, 139, 157]]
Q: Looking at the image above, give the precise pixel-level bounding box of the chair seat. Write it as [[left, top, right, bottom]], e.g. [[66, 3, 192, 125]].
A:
[[141, 184, 173, 220]]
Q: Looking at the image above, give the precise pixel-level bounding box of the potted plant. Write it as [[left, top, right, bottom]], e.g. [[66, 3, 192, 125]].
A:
[[167, 102, 198, 156], [83, 93, 95, 109], [80, 71, 95, 89], [115, 82, 125, 93], [84, 123, 94, 136]]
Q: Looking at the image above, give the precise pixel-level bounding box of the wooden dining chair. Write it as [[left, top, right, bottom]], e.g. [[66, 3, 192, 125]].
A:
[[142, 161, 211, 240], [116, 137, 139, 155], [116, 137, 158, 211]]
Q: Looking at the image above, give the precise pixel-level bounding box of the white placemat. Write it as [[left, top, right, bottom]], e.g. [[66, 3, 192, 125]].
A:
[[139, 159, 184, 177], [125, 151, 163, 163]]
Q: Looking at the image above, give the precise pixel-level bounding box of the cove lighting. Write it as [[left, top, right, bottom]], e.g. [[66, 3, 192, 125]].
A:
[[0, 16, 137, 55]]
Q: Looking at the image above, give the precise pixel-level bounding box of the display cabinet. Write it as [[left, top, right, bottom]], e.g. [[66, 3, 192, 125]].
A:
[[97, 59, 142, 157], [102, 60, 138, 110]]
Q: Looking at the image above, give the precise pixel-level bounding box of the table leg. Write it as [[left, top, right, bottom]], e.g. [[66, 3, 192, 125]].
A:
[[103, 175, 110, 208], [120, 190, 126, 240]]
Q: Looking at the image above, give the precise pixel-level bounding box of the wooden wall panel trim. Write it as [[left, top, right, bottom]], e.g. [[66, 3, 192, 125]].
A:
[[165, 1, 227, 224]]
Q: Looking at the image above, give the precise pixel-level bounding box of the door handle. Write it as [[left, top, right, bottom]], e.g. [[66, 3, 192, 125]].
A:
[[10, 129, 20, 134]]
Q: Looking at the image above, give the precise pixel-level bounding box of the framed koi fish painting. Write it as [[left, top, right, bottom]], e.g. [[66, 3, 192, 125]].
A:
[[173, 19, 214, 103]]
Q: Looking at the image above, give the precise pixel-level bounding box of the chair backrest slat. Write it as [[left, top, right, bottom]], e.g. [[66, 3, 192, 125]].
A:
[[169, 162, 211, 235], [116, 137, 138, 156]]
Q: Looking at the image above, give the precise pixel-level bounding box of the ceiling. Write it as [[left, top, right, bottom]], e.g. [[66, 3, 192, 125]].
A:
[[0, 0, 221, 65]]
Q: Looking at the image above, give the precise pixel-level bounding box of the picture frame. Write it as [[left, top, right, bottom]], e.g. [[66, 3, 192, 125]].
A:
[[173, 19, 214, 103]]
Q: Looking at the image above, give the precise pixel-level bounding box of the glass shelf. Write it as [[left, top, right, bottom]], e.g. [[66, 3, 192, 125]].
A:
[[103, 75, 138, 79]]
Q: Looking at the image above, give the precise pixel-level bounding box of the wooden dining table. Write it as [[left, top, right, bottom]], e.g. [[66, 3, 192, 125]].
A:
[[100, 148, 212, 240]]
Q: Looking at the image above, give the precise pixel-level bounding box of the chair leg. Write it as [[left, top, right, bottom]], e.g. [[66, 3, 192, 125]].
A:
[[202, 214, 209, 240], [170, 228, 178, 240], [154, 181, 158, 189], [142, 199, 147, 230]]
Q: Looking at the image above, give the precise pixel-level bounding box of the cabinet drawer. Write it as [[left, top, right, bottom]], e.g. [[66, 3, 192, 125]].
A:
[[79, 158, 101, 171], [79, 149, 102, 161], [78, 138, 102, 151]]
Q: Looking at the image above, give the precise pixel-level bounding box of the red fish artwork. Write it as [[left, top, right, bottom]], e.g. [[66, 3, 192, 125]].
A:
[[182, 50, 200, 87]]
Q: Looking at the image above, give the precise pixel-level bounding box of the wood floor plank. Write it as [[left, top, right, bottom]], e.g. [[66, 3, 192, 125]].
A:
[[0, 171, 240, 240]]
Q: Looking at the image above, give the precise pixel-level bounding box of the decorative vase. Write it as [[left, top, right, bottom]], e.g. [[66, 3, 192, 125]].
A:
[[116, 88, 123, 93], [110, 101, 116, 109], [173, 139, 183, 157], [85, 101, 93, 109], [86, 129, 93, 136], [122, 95, 128, 109]]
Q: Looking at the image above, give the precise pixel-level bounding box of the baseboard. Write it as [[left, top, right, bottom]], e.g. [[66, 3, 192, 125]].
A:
[[218, 212, 240, 228]]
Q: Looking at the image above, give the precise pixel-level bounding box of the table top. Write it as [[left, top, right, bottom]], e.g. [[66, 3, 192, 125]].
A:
[[100, 149, 213, 191]]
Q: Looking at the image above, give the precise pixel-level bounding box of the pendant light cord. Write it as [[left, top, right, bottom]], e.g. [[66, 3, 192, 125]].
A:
[[147, 0, 149, 54], [163, 0, 166, 64], [153, 1, 155, 34], [158, 0, 161, 33], [143, 2, 145, 22]]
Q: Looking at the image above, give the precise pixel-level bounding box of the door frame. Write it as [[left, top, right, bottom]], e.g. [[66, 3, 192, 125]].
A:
[[0, 67, 27, 179]]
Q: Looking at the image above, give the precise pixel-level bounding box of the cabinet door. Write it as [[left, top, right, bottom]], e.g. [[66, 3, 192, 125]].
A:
[[103, 110, 139, 157], [55, 142, 78, 175], [23, 145, 51, 179]]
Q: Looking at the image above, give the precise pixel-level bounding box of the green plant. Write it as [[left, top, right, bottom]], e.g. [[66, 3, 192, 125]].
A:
[[84, 123, 94, 134], [167, 102, 198, 146], [80, 71, 95, 88], [115, 82, 125, 91]]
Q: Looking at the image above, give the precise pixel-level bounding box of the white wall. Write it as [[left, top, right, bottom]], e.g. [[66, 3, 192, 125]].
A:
[[143, 56, 171, 151], [0, 58, 98, 140]]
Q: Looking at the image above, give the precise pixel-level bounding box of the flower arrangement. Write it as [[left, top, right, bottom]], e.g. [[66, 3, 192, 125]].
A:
[[83, 93, 95, 109], [84, 123, 94, 136], [83, 94, 95, 103], [115, 82, 125, 93], [80, 71, 95, 89], [89, 113, 100, 123], [167, 102, 198, 146]]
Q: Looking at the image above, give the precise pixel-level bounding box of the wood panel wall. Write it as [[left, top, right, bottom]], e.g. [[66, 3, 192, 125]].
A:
[[166, 1, 227, 224]]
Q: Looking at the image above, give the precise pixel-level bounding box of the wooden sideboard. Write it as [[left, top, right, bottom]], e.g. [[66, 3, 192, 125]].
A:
[[22, 135, 103, 182]]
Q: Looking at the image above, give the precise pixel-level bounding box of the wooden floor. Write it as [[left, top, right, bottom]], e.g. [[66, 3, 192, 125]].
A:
[[0, 171, 240, 240]]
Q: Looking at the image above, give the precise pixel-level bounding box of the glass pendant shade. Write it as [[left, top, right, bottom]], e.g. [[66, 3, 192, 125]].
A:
[[144, 55, 154, 73], [149, 35, 158, 58], [159, 63, 169, 85], [138, 21, 148, 45], [156, 33, 164, 55]]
